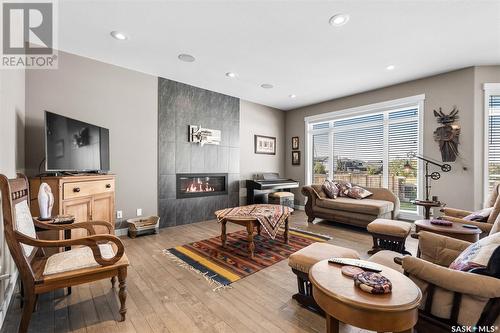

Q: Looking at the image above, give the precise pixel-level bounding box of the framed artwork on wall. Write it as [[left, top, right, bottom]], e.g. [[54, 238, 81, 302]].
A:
[[292, 136, 299, 150], [292, 151, 301, 165], [254, 135, 276, 155]]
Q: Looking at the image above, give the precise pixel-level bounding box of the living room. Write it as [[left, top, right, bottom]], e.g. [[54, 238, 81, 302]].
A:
[[1, 1, 499, 332]]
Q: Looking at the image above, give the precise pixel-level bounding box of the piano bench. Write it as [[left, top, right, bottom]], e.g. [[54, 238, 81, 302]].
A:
[[268, 192, 295, 210]]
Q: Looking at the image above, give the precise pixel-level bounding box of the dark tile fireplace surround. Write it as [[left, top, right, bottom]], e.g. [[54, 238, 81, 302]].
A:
[[158, 78, 240, 228]]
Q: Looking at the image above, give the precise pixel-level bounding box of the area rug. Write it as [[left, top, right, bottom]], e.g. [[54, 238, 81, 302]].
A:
[[163, 228, 331, 290]]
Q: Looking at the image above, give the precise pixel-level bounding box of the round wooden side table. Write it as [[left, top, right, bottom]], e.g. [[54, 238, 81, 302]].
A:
[[414, 219, 481, 242], [309, 259, 422, 333]]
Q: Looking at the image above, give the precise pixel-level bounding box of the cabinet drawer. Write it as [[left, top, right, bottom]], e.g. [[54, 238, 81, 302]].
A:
[[63, 179, 114, 199]]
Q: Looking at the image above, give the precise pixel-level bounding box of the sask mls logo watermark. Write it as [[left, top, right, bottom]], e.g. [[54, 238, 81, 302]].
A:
[[1, 0, 58, 69]]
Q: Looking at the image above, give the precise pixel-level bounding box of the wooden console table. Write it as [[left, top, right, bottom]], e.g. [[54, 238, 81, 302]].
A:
[[310, 259, 421, 333]]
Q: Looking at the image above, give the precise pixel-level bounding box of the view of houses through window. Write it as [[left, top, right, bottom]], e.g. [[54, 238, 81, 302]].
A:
[[309, 107, 420, 213]]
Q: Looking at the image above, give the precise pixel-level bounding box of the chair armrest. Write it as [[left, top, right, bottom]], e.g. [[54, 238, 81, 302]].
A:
[[34, 219, 114, 235], [15, 232, 124, 266], [417, 231, 471, 266], [440, 216, 493, 235], [402, 256, 500, 298], [367, 187, 400, 219], [441, 207, 472, 218]]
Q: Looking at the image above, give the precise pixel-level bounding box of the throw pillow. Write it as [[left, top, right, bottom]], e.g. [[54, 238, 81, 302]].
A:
[[449, 232, 500, 272], [346, 186, 373, 200], [322, 180, 339, 199], [14, 200, 37, 257], [336, 181, 353, 197], [469, 246, 500, 278], [463, 207, 493, 222]]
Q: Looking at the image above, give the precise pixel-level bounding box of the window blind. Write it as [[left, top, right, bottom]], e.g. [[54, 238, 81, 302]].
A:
[[488, 95, 500, 191]]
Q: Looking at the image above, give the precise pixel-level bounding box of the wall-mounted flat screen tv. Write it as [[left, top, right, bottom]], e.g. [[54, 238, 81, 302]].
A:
[[45, 111, 110, 172]]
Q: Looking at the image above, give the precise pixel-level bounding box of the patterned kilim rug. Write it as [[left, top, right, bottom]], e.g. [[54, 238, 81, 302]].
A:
[[163, 228, 331, 290]]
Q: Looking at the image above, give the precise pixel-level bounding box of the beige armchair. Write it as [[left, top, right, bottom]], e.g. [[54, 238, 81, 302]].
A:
[[441, 182, 500, 236], [401, 231, 500, 332]]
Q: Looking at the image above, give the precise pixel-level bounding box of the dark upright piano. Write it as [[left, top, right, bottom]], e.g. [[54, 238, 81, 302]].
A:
[[246, 173, 299, 204]]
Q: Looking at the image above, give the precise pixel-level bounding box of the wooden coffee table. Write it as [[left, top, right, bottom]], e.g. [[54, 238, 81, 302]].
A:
[[414, 219, 481, 242], [220, 216, 289, 259], [310, 259, 421, 333]]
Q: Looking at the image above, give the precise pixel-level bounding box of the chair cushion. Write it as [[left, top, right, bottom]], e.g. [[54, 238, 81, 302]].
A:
[[490, 214, 500, 236], [367, 250, 405, 272], [463, 207, 493, 222], [43, 243, 115, 275], [14, 200, 37, 257], [316, 197, 394, 216], [367, 219, 412, 238], [288, 242, 360, 273]]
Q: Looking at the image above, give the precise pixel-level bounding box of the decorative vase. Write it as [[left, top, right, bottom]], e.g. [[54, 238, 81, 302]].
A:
[[38, 183, 54, 220]]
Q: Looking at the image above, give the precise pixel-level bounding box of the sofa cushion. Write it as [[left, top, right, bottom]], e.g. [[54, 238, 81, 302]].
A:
[[322, 180, 339, 199], [337, 181, 353, 197], [310, 184, 327, 198], [288, 242, 360, 273], [346, 185, 373, 199], [316, 197, 394, 216], [367, 219, 412, 238]]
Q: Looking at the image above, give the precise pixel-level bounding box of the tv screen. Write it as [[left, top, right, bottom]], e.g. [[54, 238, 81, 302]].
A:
[[45, 111, 110, 172]]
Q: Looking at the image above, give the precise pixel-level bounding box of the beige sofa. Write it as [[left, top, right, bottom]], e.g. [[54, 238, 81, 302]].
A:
[[301, 184, 400, 227]]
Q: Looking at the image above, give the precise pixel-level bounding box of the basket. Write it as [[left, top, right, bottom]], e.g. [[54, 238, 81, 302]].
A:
[[127, 216, 160, 238]]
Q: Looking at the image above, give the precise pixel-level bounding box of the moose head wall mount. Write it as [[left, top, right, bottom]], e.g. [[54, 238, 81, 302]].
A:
[[433, 106, 460, 162]]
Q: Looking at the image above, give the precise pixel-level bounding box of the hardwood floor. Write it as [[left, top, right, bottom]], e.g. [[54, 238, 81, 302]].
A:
[[1, 211, 417, 333]]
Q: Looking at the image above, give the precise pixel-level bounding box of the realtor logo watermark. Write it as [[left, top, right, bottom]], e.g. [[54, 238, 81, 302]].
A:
[[1, 0, 58, 69]]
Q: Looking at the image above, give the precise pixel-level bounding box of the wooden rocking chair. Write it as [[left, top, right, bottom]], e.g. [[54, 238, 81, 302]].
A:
[[0, 174, 129, 333]]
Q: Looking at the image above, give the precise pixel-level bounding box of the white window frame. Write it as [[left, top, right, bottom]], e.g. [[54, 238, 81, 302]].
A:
[[483, 83, 500, 203], [304, 94, 425, 220]]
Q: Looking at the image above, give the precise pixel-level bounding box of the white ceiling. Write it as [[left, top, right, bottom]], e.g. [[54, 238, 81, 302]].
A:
[[58, 0, 500, 110]]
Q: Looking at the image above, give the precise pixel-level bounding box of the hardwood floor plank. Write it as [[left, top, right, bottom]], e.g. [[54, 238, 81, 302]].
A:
[[1, 211, 417, 333]]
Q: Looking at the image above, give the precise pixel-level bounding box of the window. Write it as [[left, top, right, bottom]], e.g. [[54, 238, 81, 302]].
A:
[[306, 95, 423, 216], [487, 92, 500, 192]]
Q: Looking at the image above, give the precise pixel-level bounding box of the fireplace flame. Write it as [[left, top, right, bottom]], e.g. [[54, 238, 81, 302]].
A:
[[185, 178, 215, 193]]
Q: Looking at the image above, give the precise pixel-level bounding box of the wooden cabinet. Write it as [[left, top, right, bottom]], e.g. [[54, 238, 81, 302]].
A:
[[29, 175, 116, 250]]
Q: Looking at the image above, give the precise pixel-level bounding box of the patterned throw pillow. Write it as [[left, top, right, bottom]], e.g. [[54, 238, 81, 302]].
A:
[[322, 180, 339, 199], [346, 186, 373, 200], [463, 207, 493, 222], [337, 181, 353, 197], [449, 232, 500, 272]]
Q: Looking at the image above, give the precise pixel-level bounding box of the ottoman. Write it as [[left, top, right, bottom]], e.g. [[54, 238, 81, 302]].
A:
[[367, 218, 412, 255], [268, 191, 294, 210], [288, 242, 360, 313]]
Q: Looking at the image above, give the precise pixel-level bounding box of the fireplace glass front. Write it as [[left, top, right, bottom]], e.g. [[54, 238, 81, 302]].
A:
[[176, 173, 228, 198]]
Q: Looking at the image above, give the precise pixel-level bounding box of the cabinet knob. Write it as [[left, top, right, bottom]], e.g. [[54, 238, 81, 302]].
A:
[[105, 184, 111, 189], [73, 187, 81, 193]]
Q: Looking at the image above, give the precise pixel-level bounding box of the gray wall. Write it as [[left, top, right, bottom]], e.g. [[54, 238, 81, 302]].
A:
[[158, 78, 240, 227], [285, 67, 476, 210], [0, 68, 25, 327], [239, 100, 286, 204], [25, 51, 158, 220]]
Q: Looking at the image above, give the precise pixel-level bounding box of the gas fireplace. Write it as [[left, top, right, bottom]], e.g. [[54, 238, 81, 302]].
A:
[[176, 173, 228, 199]]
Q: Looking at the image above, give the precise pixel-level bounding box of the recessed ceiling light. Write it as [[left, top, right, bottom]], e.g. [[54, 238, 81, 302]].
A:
[[225, 72, 238, 78], [261, 83, 274, 89], [178, 54, 196, 62], [329, 14, 350, 27], [289, 94, 297, 99], [386, 65, 396, 71], [110, 31, 128, 40]]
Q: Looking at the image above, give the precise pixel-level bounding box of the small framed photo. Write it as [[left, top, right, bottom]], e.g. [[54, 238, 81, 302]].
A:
[[254, 135, 276, 155], [292, 151, 301, 165], [292, 136, 299, 150]]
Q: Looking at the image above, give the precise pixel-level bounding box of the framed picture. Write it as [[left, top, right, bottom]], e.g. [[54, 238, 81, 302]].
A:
[[292, 136, 299, 150], [254, 135, 276, 155], [292, 151, 301, 165]]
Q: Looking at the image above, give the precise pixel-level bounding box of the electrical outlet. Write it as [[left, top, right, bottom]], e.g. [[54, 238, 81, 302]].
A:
[[136, 208, 142, 216], [116, 210, 123, 219]]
